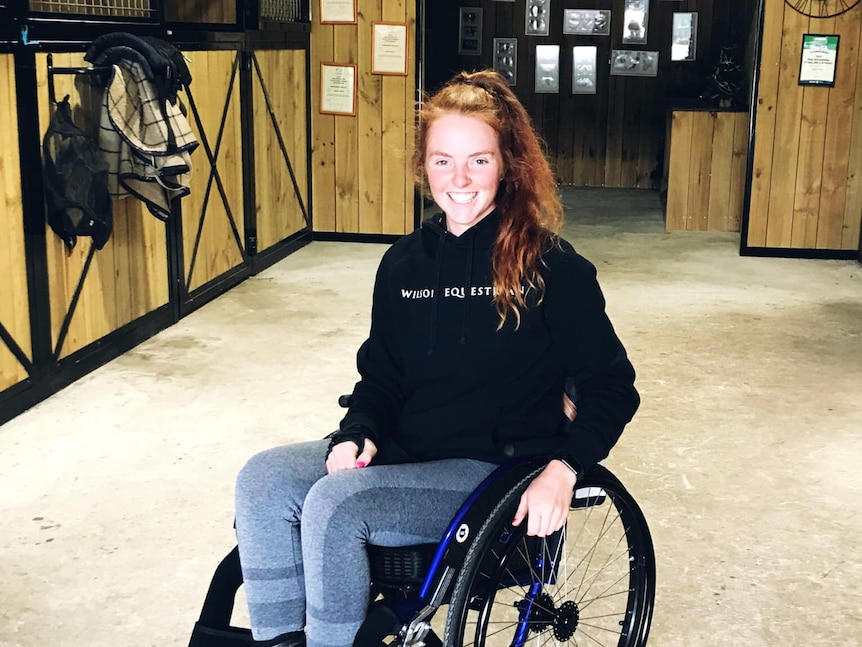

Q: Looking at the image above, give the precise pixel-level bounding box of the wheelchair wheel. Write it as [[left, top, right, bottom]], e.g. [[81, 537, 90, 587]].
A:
[[442, 464, 655, 646]]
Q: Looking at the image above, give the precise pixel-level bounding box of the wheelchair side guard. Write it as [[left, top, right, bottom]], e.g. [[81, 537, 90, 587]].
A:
[[416, 457, 546, 604]]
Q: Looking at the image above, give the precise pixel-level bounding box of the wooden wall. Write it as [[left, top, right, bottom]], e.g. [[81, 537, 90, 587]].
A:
[[432, 0, 758, 189], [746, 0, 862, 251], [666, 110, 749, 231], [180, 48, 245, 293], [36, 52, 170, 360], [164, 0, 236, 23], [0, 54, 31, 391], [310, 0, 417, 235], [251, 48, 310, 250]]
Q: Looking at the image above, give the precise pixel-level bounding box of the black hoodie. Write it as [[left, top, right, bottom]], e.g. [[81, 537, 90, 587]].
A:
[[339, 210, 639, 474]]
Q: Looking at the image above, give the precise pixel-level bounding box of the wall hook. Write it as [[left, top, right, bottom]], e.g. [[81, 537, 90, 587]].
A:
[[21, 26, 40, 47]]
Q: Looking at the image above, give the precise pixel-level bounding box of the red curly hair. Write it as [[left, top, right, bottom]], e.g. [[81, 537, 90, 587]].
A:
[[413, 70, 563, 327]]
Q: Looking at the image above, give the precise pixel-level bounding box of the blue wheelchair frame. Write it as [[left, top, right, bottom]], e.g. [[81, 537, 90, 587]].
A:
[[372, 456, 548, 645], [189, 456, 654, 647]]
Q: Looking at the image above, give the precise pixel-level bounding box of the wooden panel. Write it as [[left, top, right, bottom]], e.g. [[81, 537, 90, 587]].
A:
[[728, 112, 750, 232], [253, 49, 309, 251], [310, 0, 417, 235], [687, 112, 714, 231], [180, 49, 244, 292], [311, 23, 336, 232], [747, 0, 784, 245], [36, 52, 170, 359], [708, 112, 735, 230], [382, 0, 413, 235], [334, 25, 360, 233], [666, 110, 749, 231], [164, 0, 235, 23], [746, 0, 862, 251], [665, 111, 693, 230], [842, 14, 862, 250], [0, 53, 31, 390], [792, 33, 831, 249], [765, 8, 809, 247], [357, 1, 383, 234]]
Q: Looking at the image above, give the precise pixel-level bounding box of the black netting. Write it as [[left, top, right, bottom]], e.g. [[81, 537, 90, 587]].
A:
[[259, 0, 303, 22], [42, 97, 113, 250], [29, 1, 156, 18]]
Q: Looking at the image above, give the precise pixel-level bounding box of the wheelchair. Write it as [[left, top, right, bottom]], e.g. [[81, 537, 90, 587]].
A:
[[189, 391, 655, 647]]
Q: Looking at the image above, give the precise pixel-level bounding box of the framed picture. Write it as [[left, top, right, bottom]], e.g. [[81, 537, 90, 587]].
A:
[[611, 50, 659, 77], [493, 37, 518, 86], [459, 7, 483, 56], [563, 9, 611, 36], [319, 63, 357, 115], [372, 22, 409, 75], [671, 12, 697, 61], [799, 34, 839, 87], [622, 0, 649, 45], [319, 0, 356, 24], [535, 44, 560, 93], [525, 0, 549, 37], [572, 46, 597, 94]]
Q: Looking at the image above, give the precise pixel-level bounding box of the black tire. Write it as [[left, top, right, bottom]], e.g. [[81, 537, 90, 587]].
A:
[[442, 464, 655, 646]]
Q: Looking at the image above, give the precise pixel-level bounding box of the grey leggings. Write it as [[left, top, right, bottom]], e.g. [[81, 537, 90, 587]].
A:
[[234, 439, 497, 647]]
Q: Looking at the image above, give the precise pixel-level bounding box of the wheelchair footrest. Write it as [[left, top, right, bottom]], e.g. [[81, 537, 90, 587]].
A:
[[189, 622, 299, 647], [353, 603, 400, 647], [189, 622, 255, 647]]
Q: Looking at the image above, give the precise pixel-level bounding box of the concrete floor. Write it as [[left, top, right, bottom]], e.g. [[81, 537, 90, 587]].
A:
[[1, 188, 861, 646]]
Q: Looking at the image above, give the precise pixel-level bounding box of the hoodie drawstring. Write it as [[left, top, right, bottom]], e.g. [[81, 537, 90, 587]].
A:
[[461, 237, 474, 344], [428, 229, 446, 355]]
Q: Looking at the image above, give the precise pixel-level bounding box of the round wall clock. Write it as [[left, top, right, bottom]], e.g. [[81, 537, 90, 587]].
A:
[[784, 0, 861, 18]]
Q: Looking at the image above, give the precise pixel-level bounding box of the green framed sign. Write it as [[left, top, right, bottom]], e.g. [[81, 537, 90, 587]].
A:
[[799, 34, 839, 87]]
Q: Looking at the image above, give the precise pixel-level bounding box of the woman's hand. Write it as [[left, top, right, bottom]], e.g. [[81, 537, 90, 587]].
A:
[[511, 460, 578, 536], [326, 437, 378, 474]]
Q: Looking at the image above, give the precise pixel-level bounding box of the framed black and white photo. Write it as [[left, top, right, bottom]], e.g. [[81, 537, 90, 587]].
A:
[[563, 9, 610, 36], [535, 45, 560, 93], [525, 0, 549, 37], [493, 37, 518, 86], [671, 12, 697, 61], [622, 0, 649, 45], [610, 49, 659, 77], [572, 46, 597, 94], [458, 7, 483, 56]]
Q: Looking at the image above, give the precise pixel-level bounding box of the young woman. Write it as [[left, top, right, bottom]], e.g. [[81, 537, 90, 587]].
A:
[[234, 70, 639, 647]]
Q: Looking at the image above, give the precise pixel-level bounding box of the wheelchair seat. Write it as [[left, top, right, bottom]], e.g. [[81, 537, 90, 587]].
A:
[[188, 456, 655, 647]]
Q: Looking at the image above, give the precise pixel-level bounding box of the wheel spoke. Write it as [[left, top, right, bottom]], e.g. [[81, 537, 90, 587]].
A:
[[445, 466, 654, 647]]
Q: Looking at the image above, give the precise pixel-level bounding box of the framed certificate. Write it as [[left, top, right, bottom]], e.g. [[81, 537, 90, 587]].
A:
[[799, 34, 839, 87], [319, 0, 356, 24], [372, 22, 409, 76], [319, 63, 357, 116]]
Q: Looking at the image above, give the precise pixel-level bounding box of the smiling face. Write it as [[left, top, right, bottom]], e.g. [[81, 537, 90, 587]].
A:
[[424, 112, 503, 237]]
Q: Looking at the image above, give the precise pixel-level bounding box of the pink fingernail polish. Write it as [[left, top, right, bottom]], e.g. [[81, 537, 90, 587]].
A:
[[356, 461, 366, 468]]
